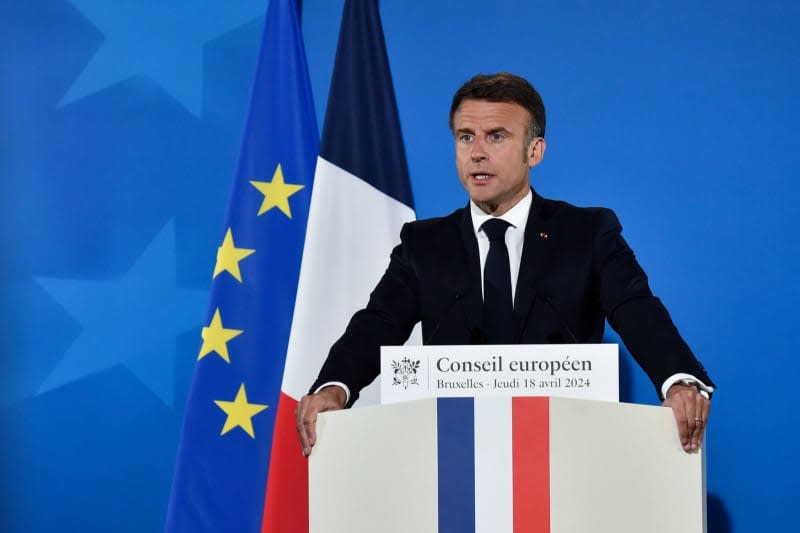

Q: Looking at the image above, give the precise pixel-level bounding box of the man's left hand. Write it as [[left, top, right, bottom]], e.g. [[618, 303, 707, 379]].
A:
[[663, 383, 710, 453]]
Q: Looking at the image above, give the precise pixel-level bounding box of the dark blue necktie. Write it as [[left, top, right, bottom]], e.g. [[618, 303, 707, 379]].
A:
[[482, 218, 513, 344]]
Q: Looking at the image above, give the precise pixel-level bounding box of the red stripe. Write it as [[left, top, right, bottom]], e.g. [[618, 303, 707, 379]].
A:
[[512, 397, 550, 533], [261, 392, 308, 533]]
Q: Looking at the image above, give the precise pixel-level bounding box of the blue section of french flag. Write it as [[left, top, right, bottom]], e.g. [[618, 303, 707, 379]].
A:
[[319, 0, 414, 209]]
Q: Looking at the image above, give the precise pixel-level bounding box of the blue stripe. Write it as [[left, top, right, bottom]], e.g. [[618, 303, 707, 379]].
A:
[[319, 0, 414, 209], [437, 397, 476, 533]]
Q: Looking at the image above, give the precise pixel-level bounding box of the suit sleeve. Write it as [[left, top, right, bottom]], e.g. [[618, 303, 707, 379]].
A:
[[592, 209, 714, 396], [310, 223, 421, 407]]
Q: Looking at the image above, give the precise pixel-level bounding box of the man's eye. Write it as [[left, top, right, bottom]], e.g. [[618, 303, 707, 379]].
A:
[[489, 132, 505, 141], [459, 134, 474, 143]]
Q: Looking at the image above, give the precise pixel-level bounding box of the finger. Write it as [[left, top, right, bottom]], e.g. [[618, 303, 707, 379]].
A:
[[303, 394, 327, 452], [689, 394, 705, 452], [295, 396, 312, 456], [693, 397, 711, 451], [692, 422, 704, 452], [668, 393, 691, 451], [304, 407, 318, 449], [683, 391, 703, 452]]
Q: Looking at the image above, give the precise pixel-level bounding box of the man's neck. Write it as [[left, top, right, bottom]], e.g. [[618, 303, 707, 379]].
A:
[[470, 189, 532, 231]]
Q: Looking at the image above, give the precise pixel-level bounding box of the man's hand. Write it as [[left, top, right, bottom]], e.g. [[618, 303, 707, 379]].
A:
[[296, 386, 346, 457], [662, 383, 710, 453]]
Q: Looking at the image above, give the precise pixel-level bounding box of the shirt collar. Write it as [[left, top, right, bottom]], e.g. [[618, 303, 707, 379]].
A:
[[470, 188, 532, 235]]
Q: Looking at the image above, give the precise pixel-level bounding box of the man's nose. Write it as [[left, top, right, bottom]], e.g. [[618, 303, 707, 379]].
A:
[[470, 138, 487, 161]]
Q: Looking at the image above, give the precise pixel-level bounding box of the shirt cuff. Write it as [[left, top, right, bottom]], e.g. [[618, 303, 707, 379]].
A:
[[661, 373, 714, 400], [314, 381, 351, 406]]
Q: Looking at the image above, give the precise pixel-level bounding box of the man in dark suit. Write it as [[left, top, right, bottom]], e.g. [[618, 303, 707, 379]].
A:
[[296, 72, 713, 456]]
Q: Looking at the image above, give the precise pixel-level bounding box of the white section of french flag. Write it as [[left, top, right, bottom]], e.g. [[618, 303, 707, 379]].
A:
[[281, 157, 416, 403]]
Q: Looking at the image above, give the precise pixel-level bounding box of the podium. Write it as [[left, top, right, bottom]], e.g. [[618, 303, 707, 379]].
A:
[[309, 396, 705, 533]]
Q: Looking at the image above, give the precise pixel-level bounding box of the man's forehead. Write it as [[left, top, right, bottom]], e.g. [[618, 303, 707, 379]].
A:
[[453, 99, 530, 129]]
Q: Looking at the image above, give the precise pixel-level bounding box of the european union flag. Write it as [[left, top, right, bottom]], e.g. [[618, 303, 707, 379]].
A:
[[165, 0, 318, 531]]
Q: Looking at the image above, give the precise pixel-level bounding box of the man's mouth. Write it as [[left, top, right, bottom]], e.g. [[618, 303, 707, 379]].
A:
[[471, 173, 493, 181]]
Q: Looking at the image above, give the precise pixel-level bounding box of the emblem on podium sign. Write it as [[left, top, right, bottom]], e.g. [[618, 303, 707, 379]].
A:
[[391, 357, 421, 389]]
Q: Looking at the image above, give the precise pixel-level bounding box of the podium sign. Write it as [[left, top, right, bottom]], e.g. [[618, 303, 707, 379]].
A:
[[380, 344, 618, 404]]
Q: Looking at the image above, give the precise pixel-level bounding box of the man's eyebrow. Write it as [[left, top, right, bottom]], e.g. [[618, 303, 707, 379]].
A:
[[454, 126, 512, 136]]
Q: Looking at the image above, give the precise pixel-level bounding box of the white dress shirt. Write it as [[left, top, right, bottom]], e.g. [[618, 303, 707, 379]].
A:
[[470, 190, 531, 304]]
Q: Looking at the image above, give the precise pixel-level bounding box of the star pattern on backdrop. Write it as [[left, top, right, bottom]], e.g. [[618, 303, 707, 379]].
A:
[[61, 0, 266, 115], [214, 383, 268, 438], [213, 228, 255, 282], [35, 220, 207, 407], [198, 308, 244, 364], [250, 164, 305, 218]]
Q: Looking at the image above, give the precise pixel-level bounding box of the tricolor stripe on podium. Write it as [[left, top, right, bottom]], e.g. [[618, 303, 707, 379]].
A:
[[437, 397, 550, 533]]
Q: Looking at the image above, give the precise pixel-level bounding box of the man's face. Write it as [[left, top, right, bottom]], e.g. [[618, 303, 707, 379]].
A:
[[453, 99, 545, 215]]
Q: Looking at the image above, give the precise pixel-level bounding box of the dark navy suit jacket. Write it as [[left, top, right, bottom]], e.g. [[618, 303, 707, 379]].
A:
[[312, 190, 713, 406]]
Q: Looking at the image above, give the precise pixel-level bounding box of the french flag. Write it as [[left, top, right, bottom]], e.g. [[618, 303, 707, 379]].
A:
[[261, 0, 415, 530]]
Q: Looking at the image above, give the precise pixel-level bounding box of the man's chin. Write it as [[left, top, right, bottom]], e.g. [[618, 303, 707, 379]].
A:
[[470, 197, 501, 214], [468, 191, 497, 205], [466, 185, 495, 201]]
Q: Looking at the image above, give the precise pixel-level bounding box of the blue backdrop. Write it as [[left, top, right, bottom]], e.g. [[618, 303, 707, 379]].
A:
[[2, 0, 797, 531]]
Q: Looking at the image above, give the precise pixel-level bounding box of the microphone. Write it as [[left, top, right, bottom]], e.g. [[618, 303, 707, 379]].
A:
[[540, 292, 579, 343], [424, 292, 462, 345]]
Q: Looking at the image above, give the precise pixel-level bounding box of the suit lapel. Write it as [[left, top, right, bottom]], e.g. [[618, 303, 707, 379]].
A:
[[513, 191, 558, 341]]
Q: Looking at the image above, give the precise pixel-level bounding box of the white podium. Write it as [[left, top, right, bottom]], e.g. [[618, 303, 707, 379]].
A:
[[309, 396, 705, 533]]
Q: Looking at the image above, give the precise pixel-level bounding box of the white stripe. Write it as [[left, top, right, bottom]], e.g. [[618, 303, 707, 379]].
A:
[[474, 396, 513, 533], [282, 157, 417, 402]]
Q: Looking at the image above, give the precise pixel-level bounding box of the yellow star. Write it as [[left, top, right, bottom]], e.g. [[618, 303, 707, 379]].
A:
[[214, 383, 268, 438], [197, 308, 243, 363], [213, 228, 255, 282], [250, 164, 305, 218]]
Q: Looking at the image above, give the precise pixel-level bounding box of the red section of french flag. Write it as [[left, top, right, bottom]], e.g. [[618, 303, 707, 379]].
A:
[[513, 397, 551, 533], [261, 392, 308, 533]]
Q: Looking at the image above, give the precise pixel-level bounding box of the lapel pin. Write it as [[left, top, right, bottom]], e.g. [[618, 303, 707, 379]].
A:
[[539, 232, 549, 239]]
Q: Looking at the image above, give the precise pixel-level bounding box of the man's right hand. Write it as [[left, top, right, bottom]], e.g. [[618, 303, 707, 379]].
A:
[[295, 386, 346, 457]]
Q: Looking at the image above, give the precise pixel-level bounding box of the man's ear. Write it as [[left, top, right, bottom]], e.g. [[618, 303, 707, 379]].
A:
[[527, 137, 546, 168]]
